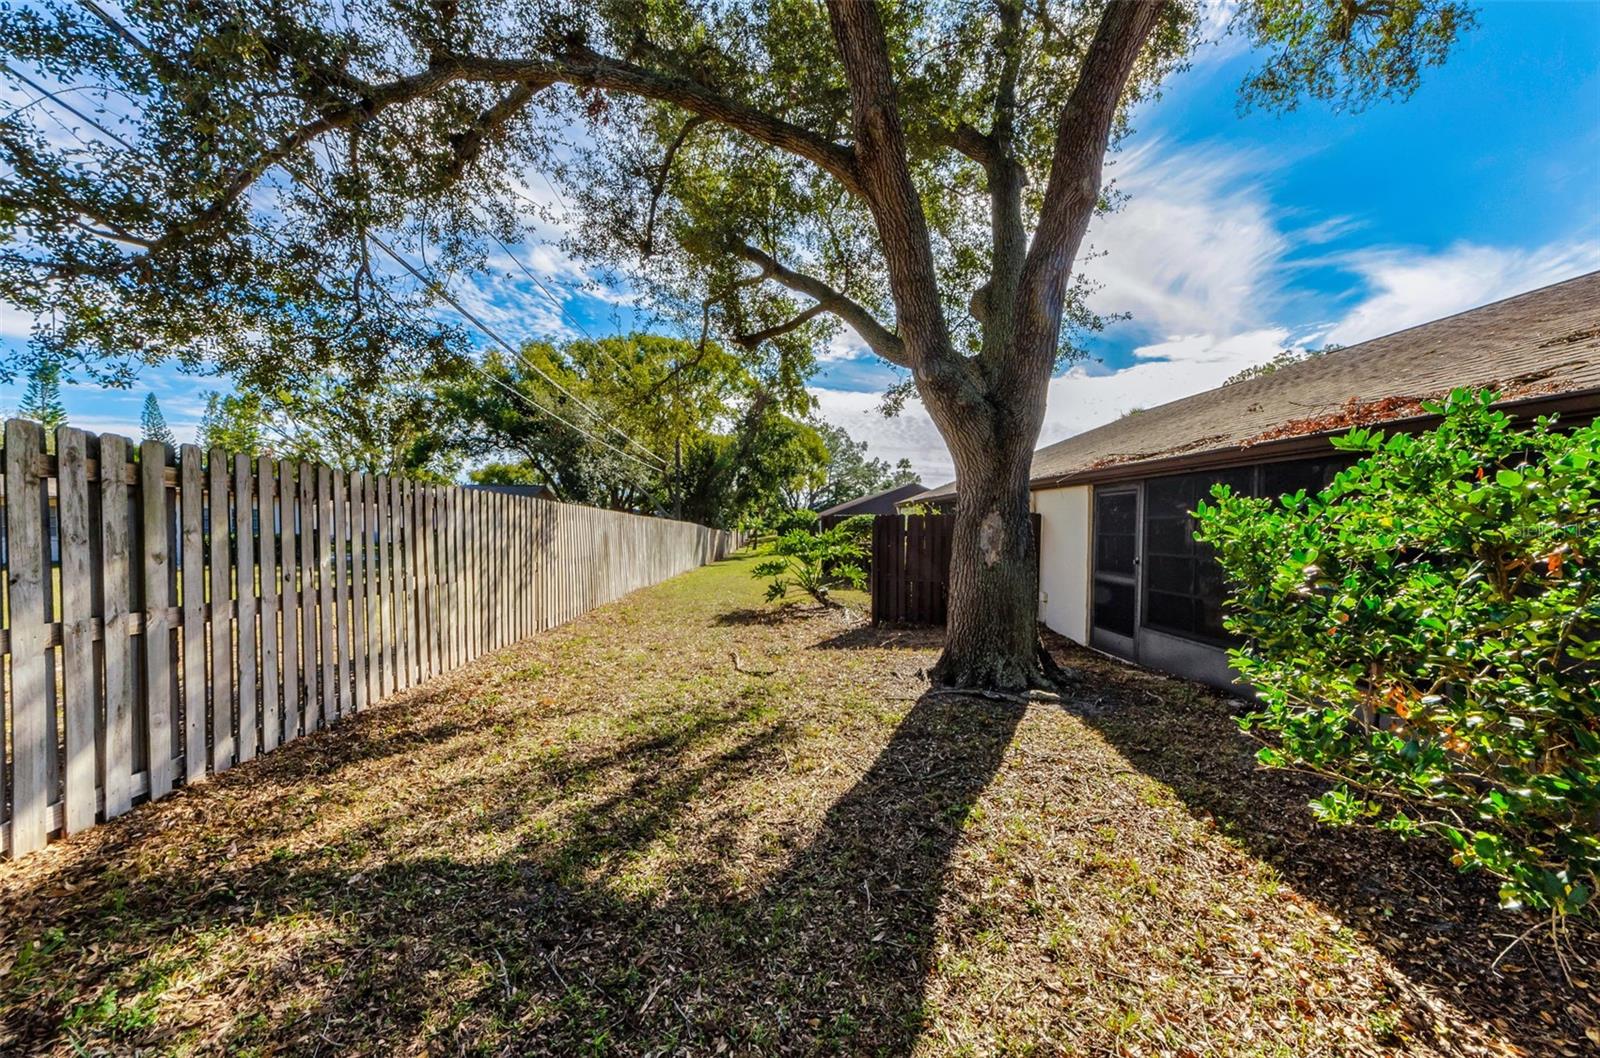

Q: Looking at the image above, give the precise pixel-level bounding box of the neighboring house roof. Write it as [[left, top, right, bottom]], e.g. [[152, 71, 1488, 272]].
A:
[[817, 481, 929, 518], [915, 271, 1600, 502]]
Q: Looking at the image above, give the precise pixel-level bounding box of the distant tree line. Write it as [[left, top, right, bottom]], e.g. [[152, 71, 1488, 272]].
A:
[[194, 331, 917, 530]]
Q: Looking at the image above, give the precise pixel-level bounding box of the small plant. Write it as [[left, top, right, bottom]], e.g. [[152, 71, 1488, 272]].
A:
[[770, 508, 821, 537], [1195, 389, 1599, 923], [752, 527, 865, 607]]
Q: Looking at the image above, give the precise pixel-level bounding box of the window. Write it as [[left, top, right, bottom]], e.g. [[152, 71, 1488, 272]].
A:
[[1136, 454, 1355, 645], [1141, 467, 1252, 642], [1089, 453, 1360, 649], [1260, 456, 1350, 500], [1094, 490, 1137, 575]]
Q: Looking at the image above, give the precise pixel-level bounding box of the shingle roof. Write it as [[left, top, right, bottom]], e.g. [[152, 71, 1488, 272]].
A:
[[817, 481, 929, 517], [913, 271, 1600, 502]]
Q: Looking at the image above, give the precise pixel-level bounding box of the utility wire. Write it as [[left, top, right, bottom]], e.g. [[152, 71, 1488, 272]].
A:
[[7, 48, 670, 470], [0, 59, 135, 151], [361, 229, 667, 469], [485, 228, 597, 344], [9, 60, 670, 476], [292, 134, 664, 468], [484, 228, 644, 383]]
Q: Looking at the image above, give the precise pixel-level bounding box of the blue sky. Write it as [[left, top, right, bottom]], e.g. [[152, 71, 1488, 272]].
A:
[[4, 1, 1599, 482]]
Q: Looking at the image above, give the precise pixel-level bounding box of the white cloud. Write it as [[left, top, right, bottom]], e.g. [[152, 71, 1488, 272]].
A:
[[813, 130, 1600, 488], [809, 387, 949, 484], [1081, 138, 1296, 337], [0, 304, 37, 341], [812, 328, 1294, 485], [807, 137, 1312, 485], [819, 326, 870, 364], [1322, 240, 1600, 347], [1038, 328, 1290, 447]]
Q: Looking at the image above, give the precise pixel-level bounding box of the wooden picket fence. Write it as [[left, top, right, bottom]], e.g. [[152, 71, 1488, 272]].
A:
[[0, 419, 743, 859]]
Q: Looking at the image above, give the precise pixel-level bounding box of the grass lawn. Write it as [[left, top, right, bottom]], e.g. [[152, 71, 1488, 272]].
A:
[[1, 552, 1594, 1057]]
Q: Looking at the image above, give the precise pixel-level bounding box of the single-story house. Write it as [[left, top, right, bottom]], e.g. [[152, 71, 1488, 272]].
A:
[[818, 481, 929, 529], [905, 271, 1600, 690]]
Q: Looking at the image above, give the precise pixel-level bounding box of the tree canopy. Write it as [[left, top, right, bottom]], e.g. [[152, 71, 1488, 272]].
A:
[[790, 420, 919, 511], [0, 0, 1476, 687], [195, 328, 844, 526], [0, 0, 1470, 391], [197, 370, 460, 479]]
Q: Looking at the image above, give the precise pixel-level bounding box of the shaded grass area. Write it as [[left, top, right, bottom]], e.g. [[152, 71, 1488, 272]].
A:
[[0, 554, 1592, 1056]]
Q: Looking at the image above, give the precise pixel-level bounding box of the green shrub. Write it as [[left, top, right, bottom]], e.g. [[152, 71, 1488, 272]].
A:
[[752, 527, 865, 607], [1195, 389, 1599, 921], [771, 508, 821, 537], [835, 514, 875, 549]]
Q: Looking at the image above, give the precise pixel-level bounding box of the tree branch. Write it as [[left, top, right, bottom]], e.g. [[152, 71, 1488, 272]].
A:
[[69, 217, 154, 248], [733, 242, 907, 366], [825, 0, 952, 364], [641, 115, 705, 256], [931, 121, 996, 167], [446, 78, 550, 180], [463, 47, 864, 196], [732, 302, 826, 349], [979, 0, 1028, 361], [163, 62, 476, 250], [155, 46, 864, 253]]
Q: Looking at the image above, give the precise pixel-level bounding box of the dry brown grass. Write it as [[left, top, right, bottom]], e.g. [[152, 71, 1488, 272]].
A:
[[0, 552, 1594, 1057]]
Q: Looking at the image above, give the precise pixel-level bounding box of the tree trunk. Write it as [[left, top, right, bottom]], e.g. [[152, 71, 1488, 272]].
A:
[[931, 423, 1046, 692]]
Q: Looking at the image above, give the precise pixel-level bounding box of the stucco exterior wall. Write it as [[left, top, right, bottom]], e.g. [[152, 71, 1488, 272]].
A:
[[1033, 485, 1092, 644]]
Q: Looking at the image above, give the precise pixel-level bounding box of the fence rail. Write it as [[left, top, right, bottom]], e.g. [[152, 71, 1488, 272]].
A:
[[0, 419, 742, 858]]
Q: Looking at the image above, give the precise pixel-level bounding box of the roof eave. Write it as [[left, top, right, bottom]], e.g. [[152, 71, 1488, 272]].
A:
[[1030, 384, 1600, 492]]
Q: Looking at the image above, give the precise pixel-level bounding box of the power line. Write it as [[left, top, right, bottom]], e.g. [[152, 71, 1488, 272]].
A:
[[0, 60, 134, 151], [484, 229, 644, 383], [290, 136, 664, 468], [355, 246, 664, 473], [361, 230, 667, 469], [456, 351, 663, 476], [10, 56, 672, 474], [485, 229, 597, 343]]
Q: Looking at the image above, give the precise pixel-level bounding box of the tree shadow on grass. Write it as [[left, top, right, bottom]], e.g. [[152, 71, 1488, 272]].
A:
[[810, 625, 944, 651], [711, 603, 835, 626], [1053, 639, 1599, 1056], [0, 686, 1022, 1057]]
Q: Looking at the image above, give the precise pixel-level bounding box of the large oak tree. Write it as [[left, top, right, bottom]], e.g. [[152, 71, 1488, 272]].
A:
[[0, 0, 1472, 688]]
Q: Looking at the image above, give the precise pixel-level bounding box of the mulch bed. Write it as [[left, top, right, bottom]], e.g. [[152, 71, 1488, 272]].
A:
[[0, 554, 1593, 1056]]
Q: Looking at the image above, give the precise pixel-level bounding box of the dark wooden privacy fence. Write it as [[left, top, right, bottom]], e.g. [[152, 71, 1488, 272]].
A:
[[870, 512, 1041, 626], [0, 419, 742, 859]]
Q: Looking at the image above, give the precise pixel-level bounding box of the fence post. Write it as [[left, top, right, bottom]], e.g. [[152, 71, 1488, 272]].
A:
[[258, 457, 281, 751], [234, 454, 258, 762], [180, 445, 207, 782], [208, 448, 235, 770], [332, 470, 350, 717], [278, 459, 301, 743], [351, 473, 370, 711], [298, 461, 319, 730], [6, 419, 50, 855], [57, 428, 96, 834], [141, 440, 177, 799], [100, 434, 135, 818]]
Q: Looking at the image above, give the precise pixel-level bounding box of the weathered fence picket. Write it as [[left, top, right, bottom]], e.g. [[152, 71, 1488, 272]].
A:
[[0, 421, 741, 857], [259, 457, 281, 752]]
